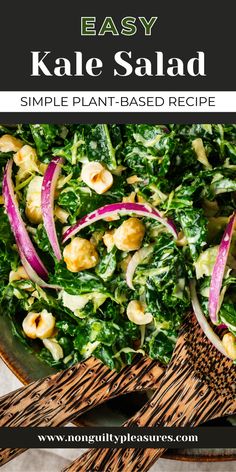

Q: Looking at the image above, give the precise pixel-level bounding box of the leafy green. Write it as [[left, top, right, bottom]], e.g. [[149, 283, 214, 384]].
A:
[[0, 208, 19, 289], [0, 152, 13, 191], [95, 247, 117, 281], [30, 124, 62, 158], [148, 329, 177, 365], [219, 303, 236, 336], [1, 123, 236, 370], [85, 124, 121, 170], [53, 124, 122, 170], [176, 209, 207, 261], [133, 233, 189, 363], [50, 264, 107, 295], [53, 128, 85, 165], [57, 177, 126, 224]]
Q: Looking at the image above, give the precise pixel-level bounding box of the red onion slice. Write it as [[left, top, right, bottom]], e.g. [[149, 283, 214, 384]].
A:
[[42, 156, 64, 261], [209, 212, 236, 324], [3, 160, 48, 281], [190, 280, 230, 359], [218, 324, 227, 329], [126, 245, 154, 290], [62, 202, 178, 243], [20, 251, 61, 289]]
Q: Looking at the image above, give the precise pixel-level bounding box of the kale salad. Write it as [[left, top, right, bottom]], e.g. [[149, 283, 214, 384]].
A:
[[0, 124, 236, 371]]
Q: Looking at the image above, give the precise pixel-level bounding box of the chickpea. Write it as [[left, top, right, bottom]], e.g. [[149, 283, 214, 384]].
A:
[[22, 309, 56, 340], [81, 161, 113, 194], [35, 311, 56, 339], [222, 332, 236, 360], [14, 145, 39, 179], [63, 237, 99, 272], [0, 134, 23, 153], [127, 300, 153, 325], [103, 230, 115, 252], [9, 266, 29, 283], [113, 218, 145, 252], [42, 338, 64, 362], [25, 176, 43, 224]]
